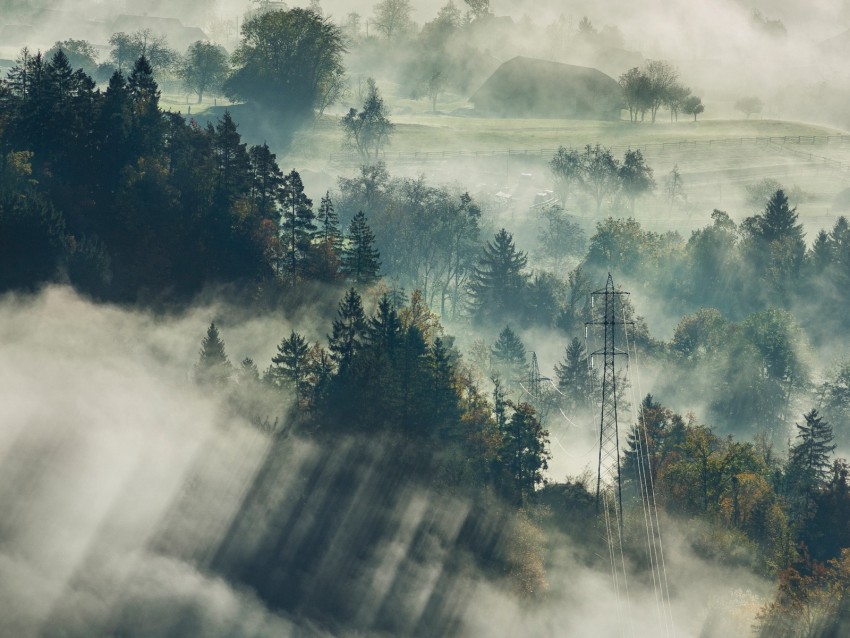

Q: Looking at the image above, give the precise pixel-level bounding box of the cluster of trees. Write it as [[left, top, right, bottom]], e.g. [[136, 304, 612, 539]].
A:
[[549, 144, 656, 213], [617, 393, 850, 635], [46, 7, 351, 124], [619, 61, 704, 123], [334, 162, 485, 319], [340, 78, 394, 160], [49, 32, 224, 103], [0, 51, 379, 300], [573, 189, 837, 326], [625, 397, 844, 570], [195, 286, 550, 506]]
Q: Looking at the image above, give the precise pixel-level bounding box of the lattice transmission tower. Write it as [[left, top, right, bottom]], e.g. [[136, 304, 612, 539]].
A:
[[584, 273, 674, 636], [585, 273, 634, 611], [586, 273, 633, 517]]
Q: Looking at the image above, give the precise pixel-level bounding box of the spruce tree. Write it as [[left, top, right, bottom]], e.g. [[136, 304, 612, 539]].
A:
[[429, 336, 460, 441], [341, 210, 381, 284], [279, 169, 315, 282], [212, 112, 251, 201], [500, 402, 550, 505], [248, 143, 283, 220], [760, 190, 804, 245], [328, 287, 367, 373], [269, 330, 312, 402], [787, 409, 835, 524], [743, 189, 806, 289], [196, 322, 232, 386], [809, 229, 833, 276], [97, 71, 132, 181], [469, 228, 528, 323], [126, 56, 163, 157], [491, 325, 528, 380], [554, 337, 594, 411], [367, 293, 403, 353], [238, 357, 260, 383], [316, 191, 342, 252]]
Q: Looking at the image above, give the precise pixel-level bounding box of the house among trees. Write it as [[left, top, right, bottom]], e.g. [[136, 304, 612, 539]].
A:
[[470, 56, 623, 120]]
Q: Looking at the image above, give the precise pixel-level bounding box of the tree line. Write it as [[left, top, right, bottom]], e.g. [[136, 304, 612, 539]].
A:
[[619, 60, 704, 123], [0, 52, 379, 301], [195, 286, 549, 507]]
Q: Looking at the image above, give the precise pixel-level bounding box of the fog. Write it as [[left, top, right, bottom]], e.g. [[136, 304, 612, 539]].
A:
[[6, 0, 850, 634], [0, 287, 771, 637]]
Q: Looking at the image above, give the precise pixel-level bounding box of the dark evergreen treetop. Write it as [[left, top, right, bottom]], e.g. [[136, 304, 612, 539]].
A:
[[269, 330, 312, 401], [317, 191, 342, 251], [745, 189, 805, 245], [328, 287, 367, 374], [196, 322, 232, 386], [491, 325, 527, 379], [498, 401, 550, 505], [279, 169, 316, 282], [211, 111, 252, 201], [248, 143, 284, 221], [554, 337, 594, 411], [789, 409, 836, 491], [469, 228, 527, 323], [341, 210, 381, 285]]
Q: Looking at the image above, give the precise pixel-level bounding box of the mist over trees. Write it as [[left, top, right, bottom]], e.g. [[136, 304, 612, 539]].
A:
[[8, 2, 850, 635]]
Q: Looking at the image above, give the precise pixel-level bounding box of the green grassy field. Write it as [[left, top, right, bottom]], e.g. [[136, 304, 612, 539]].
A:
[[287, 113, 845, 163], [161, 89, 850, 237]]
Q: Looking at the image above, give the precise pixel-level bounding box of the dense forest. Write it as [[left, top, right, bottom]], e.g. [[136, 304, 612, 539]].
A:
[[6, 2, 850, 636]]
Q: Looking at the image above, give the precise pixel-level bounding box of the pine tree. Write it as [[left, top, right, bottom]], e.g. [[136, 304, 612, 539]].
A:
[[269, 330, 312, 402], [367, 293, 403, 353], [309, 191, 343, 281], [469, 228, 528, 323], [126, 56, 163, 157], [328, 287, 367, 374], [429, 336, 460, 440], [316, 191, 342, 251], [97, 71, 133, 181], [500, 402, 550, 504], [341, 210, 381, 284], [279, 169, 315, 282], [196, 322, 232, 386], [306, 343, 333, 405], [554, 337, 594, 411], [787, 409, 835, 526], [491, 325, 528, 380], [743, 189, 806, 289], [622, 395, 673, 490], [212, 112, 251, 202], [808, 229, 833, 276], [248, 143, 283, 220], [759, 190, 805, 245], [238, 357, 260, 383]]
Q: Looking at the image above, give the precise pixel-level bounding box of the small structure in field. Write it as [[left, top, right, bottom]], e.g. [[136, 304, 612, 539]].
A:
[[470, 56, 623, 120]]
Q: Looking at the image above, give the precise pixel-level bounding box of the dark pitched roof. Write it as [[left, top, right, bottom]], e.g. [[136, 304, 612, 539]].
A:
[[470, 56, 623, 119]]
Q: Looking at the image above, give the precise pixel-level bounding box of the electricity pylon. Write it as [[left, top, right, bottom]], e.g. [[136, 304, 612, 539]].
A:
[[586, 273, 633, 524]]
